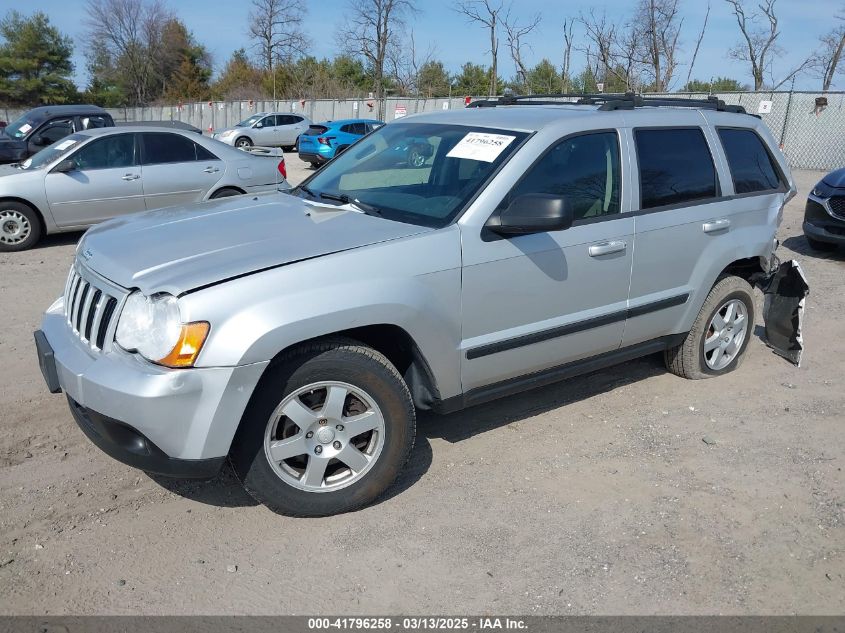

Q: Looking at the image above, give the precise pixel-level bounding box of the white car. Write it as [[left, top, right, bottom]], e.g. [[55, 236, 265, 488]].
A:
[[213, 113, 311, 150], [0, 126, 289, 251]]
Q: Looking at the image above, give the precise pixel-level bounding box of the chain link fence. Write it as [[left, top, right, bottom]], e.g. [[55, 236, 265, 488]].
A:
[[3, 91, 844, 171]]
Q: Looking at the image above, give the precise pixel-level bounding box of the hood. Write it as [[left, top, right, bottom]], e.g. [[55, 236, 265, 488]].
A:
[[78, 192, 433, 296], [822, 167, 845, 188]]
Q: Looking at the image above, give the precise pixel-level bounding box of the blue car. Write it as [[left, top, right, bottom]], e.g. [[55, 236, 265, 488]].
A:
[[298, 119, 384, 167]]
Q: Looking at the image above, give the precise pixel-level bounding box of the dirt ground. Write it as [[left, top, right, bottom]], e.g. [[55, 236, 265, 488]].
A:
[[0, 162, 842, 615]]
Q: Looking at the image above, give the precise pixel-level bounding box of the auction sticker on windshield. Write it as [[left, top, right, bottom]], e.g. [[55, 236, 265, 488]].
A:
[[446, 132, 516, 162], [55, 139, 78, 151]]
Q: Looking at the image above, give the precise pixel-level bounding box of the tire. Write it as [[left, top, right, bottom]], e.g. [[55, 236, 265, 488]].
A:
[[664, 275, 755, 380], [0, 201, 42, 252], [407, 146, 426, 168], [309, 162, 320, 169], [230, 338, 416, 517], [235, 136, 253, 149], [806, 235, 837, 251], [210, 187, 243, 199]]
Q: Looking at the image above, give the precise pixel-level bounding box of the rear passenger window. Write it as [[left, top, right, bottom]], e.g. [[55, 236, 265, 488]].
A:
[[718, 128, 782, 193], [499, 132, 621, 221], [635, 128, 718, 209], [142, 133, 198, 164]]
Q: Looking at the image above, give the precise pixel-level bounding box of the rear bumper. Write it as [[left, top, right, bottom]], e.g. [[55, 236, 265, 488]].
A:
[[298, 151, 330, 164]]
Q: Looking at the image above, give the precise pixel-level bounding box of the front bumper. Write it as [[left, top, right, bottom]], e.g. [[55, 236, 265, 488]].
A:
[[35, 304, 269, 472], [804, 196, 845, 244]]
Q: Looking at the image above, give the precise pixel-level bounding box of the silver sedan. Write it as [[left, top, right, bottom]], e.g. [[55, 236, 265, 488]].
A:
[[0, 126, 289, 251]]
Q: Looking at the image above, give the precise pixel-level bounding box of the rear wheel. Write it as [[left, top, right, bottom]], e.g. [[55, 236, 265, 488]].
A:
[[407, 146, 426, 167], [806, 235, 837, 251], [309, 162, 320, 169], [210, 187, 243, 199], [665, 275, 755, 380], [0, 202, 41, 252], [230, 339, 416, 517], [235, 136, 253, 149]]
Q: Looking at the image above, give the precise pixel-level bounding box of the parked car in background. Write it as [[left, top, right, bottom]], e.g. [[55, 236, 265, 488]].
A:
[[0, 105, 115, 163], [298, 119, 384, 167], [119, 120, 203, 134], [804, 167, 845, 250], [213, 112, 310, 150], [0, 126, 288, 251]]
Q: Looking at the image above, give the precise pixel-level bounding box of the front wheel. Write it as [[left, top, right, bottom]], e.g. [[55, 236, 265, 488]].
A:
[[235, 136, 253, 149], [665, 275, 755, 380], [0, 202, 41, 252], [230, 339, 416, 516]]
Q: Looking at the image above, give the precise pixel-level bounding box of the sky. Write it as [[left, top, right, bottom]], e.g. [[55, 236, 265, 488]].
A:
[[20, 0, 845, 92]]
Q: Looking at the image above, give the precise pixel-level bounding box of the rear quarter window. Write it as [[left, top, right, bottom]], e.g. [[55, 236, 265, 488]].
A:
[[635, 128, 719, 209], [717, 128, 782, 194]]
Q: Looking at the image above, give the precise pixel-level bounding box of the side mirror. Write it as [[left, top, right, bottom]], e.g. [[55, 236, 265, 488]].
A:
[[32, 134, 47, 146], [491, 194, 574, 235], [53, 158, 76, 173]]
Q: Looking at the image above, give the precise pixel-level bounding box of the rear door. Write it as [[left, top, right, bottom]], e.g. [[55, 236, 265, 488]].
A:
[[45, 132, 144, 227], [622, 124, 732, 347], [139, 132, 223, 208]]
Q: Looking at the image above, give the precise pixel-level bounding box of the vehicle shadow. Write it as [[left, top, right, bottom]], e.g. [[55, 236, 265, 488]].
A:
[[149, 354, 666, 511], [420, 353, 667, 444], [35, 231, 82, 249], [781, 235, 843, 259]]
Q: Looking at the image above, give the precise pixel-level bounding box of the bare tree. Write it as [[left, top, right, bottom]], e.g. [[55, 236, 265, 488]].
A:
[[84, 0, 172, 105], [386, 32, 435, 96], [631, 0, 683, 91], [577, 9, 631, 89], [345, 0, 416, 103], [812, 10, 845, 91], [686, 3, 711, 86], [502, 9, 541, 89], [248, 0, 308, 72], [724, 0, 811, 90], [455, 0, 506, 96], [562, 19, 574, 92]]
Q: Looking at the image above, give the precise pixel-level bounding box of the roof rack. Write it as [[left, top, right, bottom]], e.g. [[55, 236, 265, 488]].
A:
[[466, 92, 750, 115]]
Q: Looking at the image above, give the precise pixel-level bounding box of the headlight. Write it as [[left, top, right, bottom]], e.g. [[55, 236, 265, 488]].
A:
[[219, 129, 235, 138], [115, 292, 209, 368], [811, 181, 834, 199]]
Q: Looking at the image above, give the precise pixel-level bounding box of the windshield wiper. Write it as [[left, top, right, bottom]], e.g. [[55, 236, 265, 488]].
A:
[[296, 185, 318, 199], [319, 192, 382, 216]]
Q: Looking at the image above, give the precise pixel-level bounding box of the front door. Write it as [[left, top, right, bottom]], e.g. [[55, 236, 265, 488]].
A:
[[45, 133, 144, 227], [460, 131, 634, 391]]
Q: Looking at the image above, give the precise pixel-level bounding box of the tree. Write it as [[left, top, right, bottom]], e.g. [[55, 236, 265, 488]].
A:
[[212, 50, 264, 99], [685, 3, 711, 86], [562, 19, 575, 92], [683, 77, 747, 92], [158, 20, 211, 101], [453, 61, 500, 96], [455, 0, 505, 96], [0, 10, 77, 106], [344, 0, 416, 104], [813, 12, 845, 91], [526, 59, 562, 94], [724, 0, 811, 90], [248, 0, 308, 73], [84, 0, 173, 106], [631, 0, 683, 91], [503, 8, 540, 89], [417, 61, 452, 97]]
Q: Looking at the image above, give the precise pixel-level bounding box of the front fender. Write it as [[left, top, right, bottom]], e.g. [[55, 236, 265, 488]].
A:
[[178, 227, 464, 399]]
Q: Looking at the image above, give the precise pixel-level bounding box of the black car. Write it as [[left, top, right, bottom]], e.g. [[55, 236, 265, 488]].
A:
[[804, 167, 845, 250], [0, 105, 115, 163]]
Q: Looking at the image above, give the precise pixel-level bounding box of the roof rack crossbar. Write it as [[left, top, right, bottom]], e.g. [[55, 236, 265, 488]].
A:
[[465, 92, 748, 115]]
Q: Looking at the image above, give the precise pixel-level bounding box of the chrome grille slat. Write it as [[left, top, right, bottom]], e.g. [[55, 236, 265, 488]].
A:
[[829, 196, 845, 220], [62, 261, 128, 353]]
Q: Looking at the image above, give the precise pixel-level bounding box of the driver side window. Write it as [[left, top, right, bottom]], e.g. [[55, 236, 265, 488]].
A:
[[38, 119, 74, 145], [498, 132, 621, 222]]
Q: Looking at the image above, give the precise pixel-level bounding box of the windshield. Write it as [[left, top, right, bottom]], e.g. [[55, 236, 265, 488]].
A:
[[20, 133, 88, 170], [5, 115, 35, 139], [299, 122, 528, 227], [235, 115, 263, 128]]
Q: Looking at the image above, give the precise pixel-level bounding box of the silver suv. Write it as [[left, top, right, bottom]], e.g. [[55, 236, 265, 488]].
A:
[[35, 95, 808, 517]]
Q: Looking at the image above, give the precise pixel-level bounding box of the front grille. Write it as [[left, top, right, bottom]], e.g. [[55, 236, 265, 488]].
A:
[[829, 196, 845, 220], [63, 263, 125, 352]]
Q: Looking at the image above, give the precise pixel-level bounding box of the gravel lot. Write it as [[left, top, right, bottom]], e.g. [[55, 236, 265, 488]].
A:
[[0, 160, 842, 615]]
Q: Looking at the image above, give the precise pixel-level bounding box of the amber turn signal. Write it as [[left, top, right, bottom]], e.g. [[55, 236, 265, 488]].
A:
[[156, 322, 210, 368]]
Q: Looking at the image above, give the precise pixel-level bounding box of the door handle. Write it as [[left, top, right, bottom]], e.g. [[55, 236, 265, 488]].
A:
[[203, 166, 220, 173], [588, 240, 627, 257], [121, 174, 140, 181], [703, 218, 731, 233]]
